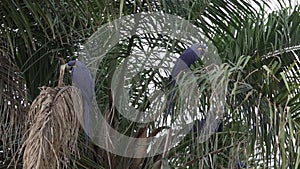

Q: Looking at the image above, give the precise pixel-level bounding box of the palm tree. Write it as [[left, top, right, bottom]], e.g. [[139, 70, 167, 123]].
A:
[[0, 0, 299, 168]]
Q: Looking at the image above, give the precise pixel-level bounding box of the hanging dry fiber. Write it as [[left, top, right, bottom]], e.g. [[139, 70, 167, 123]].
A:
[[22, 65, 83, 169]]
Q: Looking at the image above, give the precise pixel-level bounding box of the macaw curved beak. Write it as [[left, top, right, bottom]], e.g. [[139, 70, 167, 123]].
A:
[[197, 43, 207, 51]]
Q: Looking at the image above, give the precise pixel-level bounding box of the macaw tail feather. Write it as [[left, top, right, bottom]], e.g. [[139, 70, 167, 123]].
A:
[[164, 80, 176, 123], [84, 100, 89, 150]]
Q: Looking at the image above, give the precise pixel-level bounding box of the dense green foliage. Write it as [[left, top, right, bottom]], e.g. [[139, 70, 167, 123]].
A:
[[1, 0, 300, 168]]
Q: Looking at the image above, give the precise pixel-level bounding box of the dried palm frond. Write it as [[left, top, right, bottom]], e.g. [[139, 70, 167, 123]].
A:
[[21, 65, 83, 169]]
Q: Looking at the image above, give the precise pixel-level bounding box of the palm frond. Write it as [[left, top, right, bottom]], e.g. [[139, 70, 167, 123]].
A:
[[0, 39, 28, 167]]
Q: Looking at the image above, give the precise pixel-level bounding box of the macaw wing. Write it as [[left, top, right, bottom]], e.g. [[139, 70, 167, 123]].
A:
[[69, 60, 94, 148]]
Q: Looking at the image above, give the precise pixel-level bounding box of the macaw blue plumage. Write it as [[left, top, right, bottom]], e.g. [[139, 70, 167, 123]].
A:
[[164, 43, 207, 123], [66, 60, 94, 148]]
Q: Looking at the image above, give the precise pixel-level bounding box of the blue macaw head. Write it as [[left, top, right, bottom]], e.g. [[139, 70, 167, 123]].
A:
[[67, 60, 76, 67], [189, 43, 207, 56], [171, 43, 207, 78], [66, 60, 76, 76]]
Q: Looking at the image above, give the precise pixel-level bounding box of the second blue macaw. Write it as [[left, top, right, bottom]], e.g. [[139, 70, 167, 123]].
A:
[[66, 60, 94, 148], [164, 43, 207, 122]]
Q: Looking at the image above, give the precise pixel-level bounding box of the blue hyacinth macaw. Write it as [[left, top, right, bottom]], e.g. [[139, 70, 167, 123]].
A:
[[164, 43, 207, 123], [66, 60, 94, 148]]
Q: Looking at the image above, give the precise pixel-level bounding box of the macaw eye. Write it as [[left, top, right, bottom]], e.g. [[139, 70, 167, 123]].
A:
[[197, 47, 203, 51]]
